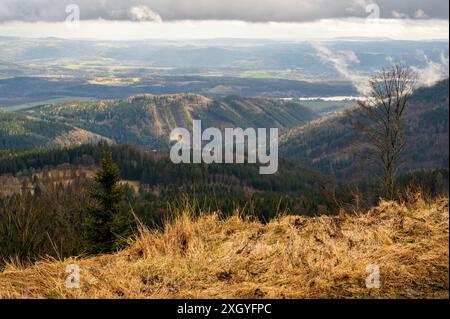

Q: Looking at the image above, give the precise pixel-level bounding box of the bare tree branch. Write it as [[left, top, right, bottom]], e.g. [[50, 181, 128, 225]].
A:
[[353, 64, 417, 200]]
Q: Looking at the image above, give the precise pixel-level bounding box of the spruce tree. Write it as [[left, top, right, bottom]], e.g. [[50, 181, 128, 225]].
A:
[[84, 149, 126, 254]]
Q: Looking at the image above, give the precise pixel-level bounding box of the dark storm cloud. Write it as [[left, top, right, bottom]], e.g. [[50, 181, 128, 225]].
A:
[[0, 0, 448, 23]]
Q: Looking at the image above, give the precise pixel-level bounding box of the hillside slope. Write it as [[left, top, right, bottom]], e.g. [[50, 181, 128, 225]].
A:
[[0, 196, 448, 299], [0, 143, 335, 219], [281, 80, 449, 180], [21, 94, 317, 149], [0, 111, 110, 149]]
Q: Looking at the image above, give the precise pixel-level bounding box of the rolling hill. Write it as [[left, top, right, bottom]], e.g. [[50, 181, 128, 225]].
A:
[[17, 94, 317, 149], [0, 110, 110, 149], [281, 79, 450, 181]]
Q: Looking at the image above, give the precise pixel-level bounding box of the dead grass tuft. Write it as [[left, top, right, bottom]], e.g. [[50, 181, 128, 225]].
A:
[[0, 195, 448, 299]]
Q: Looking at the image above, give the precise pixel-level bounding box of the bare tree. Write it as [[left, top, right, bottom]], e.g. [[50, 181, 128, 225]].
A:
[[356, 64, 416, 200]]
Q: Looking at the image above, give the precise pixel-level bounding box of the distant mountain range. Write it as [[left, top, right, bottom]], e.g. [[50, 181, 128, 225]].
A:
[[0, 38, 448, 108], [0, 76, 357, 108], [0, 38, 447, 79]]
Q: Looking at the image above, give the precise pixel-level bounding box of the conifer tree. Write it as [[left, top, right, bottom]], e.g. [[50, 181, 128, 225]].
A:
[[84, 149, 126, 254]]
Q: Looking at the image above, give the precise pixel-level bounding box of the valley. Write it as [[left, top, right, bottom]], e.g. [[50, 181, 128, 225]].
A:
[[1, 80, 447, 183], [0, 33, 448, 301]]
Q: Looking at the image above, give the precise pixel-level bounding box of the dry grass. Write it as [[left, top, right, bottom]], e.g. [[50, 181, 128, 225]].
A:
[[0, 195, 448, 299]]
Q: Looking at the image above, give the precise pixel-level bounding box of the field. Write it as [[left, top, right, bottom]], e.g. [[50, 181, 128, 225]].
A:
[[298, 99, 358, 114], [0, 195, 447, 299]]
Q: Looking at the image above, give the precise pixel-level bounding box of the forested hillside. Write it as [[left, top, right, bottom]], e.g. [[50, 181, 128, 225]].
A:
[[281, 79, 449, 181], [0, 143, 338, 218], [0, 110, 109, 149], [10, 94, 317, 149]]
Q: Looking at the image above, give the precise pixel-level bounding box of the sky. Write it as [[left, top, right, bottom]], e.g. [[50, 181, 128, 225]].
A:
[[0, 0, 448, 40]]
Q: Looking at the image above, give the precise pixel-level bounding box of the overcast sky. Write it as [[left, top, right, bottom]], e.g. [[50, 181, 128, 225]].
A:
[[0, 0, 448, 40]]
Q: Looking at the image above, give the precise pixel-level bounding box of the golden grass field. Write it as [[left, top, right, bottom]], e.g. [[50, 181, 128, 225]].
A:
[[0, 195, 448, 299]]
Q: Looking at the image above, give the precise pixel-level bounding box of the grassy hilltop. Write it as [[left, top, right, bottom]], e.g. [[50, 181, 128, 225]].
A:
[[0, 195, 448, 299]]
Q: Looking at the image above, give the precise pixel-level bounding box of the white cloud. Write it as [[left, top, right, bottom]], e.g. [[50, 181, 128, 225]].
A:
[[312, 42, 370, 94], [0, 0, 448, 23], [0, 18, 447, 41], [128, 6, 162, 22], [414, 9, 429, 19], [412, 53, 449, 86], [392, 11, 409, 19]]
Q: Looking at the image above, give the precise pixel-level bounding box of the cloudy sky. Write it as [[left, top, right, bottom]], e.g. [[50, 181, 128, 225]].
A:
[[0, 0, 448, 40]]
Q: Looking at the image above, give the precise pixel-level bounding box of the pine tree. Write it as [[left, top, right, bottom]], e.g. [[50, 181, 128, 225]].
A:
[[84, 149, 128, 254]]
